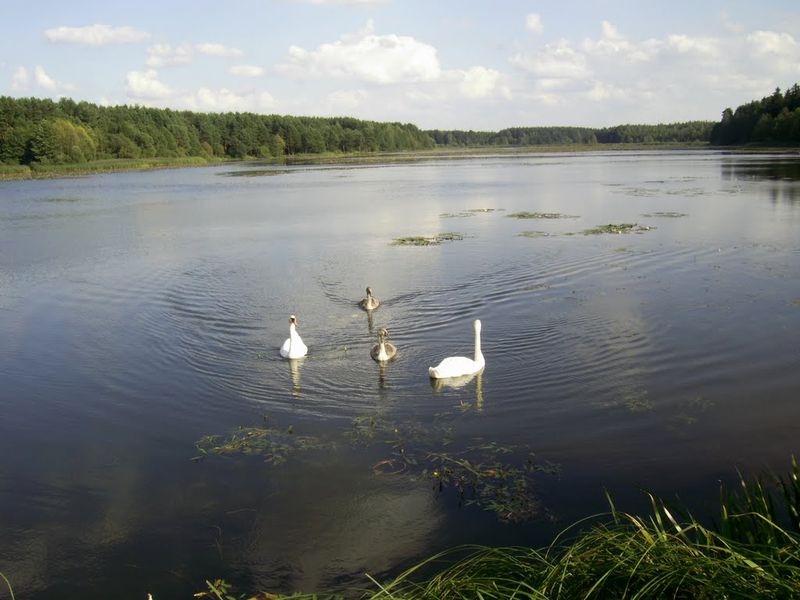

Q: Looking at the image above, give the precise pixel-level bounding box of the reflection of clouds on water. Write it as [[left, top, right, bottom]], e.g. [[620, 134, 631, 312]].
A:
[[225, 464, 443, 593], [430, 369, 484, 412]]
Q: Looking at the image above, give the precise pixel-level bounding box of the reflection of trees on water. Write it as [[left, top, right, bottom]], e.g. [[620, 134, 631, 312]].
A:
[[721, 159, 800, 206]]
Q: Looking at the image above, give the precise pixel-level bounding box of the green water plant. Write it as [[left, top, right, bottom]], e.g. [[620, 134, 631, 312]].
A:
[[582, 223, 655, 235], [517, 231, 553, 238], [199, 411, 555, 523], [441, 208, 504, 218], [507, 211, 579, 219], [0, 571, 14, 600], [641, 211, 688, 217], [392, 232, 466, 246], [194, 419, 332, 465]]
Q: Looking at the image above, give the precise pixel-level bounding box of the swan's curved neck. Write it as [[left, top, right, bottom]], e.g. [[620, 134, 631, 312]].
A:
[[474, 326, 484, 364]]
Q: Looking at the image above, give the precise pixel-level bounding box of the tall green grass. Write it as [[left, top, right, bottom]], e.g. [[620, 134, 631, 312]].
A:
[[199, 457, 800, 599]]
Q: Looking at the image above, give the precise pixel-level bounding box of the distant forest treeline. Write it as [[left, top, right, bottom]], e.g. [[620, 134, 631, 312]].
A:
[[0, 96, 435, 165], [426, 121, 714, 146], [1, 84, 799, 166], [710, 84, 800, 145]]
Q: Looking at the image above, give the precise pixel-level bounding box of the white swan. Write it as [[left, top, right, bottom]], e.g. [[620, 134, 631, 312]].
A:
[[359, 286, 380, 311], [428, 319, 485, 379], [279, 315, 308, 359], [370, 327, 397, 362]]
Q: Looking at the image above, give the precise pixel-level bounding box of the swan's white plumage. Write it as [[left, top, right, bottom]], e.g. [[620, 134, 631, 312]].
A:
[[359, 286, 380, 311], [371, 327, 397, 362], [279, 316, 307, 359], [428, 319, 484, 379]]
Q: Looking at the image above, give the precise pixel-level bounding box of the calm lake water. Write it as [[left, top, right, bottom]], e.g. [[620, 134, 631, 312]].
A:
[[1, 150, 799, 598]]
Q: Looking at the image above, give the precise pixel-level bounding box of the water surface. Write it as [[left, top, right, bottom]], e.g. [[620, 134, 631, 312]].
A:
[[1, 151, 799, 598]]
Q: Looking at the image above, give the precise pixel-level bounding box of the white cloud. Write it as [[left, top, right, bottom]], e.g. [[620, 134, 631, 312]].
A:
[[146, 42, 245, 67], [182, 88, 277, 112], [582, 20, 659, 62], [146, 43, 193, 67], [34, 65, 57, 90], [746, 30, 797, 55], [11, 66, 29, 91], [277, 19, 441, 83], [457, 66, 502, 98], [587, 81, 626, 102], [230, 64, 265, 77], [126, 69, 173, 99], [45, 24, 149, 46], [196, 43, 243, 58], [665, 34, 719, 56], [510, 41, 590, 79], [525, 14, 543, 34], [327, 89, 369, 112]]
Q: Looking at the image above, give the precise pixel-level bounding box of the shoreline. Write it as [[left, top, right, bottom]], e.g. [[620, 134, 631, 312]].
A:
[[2, 143, 798, 182]]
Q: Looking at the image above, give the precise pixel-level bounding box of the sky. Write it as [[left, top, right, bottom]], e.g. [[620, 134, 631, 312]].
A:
[[2, 0, 799, 130]]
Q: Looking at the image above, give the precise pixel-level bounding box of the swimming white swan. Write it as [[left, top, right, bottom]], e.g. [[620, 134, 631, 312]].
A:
[[279, 315, 308, 359], [370, 327, 397, 362], [359, 286, 380, 311], [428, 319, 485, 379]]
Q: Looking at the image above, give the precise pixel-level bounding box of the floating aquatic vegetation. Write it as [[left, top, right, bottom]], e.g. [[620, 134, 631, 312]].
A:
[[582, 223, 655, 235], [199, 409, 558, 523], [440, 208, 503, 218], [507, 211, 579, 219], [440, 211, 476, 218], [641, 211, 688, 218], [392, 232, 466, 246], [517, 231, 553, 238], [194, 419, 332, 465], [220, 168, 292, 177], [350, 412, 556, 523], [419, 442, 560, 523]]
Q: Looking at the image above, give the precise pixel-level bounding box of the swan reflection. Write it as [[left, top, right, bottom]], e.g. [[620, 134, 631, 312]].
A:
[[288, 357, 304, 397], [430, 370, 484, 411]]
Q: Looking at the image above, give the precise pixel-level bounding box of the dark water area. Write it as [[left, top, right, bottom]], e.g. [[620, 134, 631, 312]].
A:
[[1, 150, 799, 598]]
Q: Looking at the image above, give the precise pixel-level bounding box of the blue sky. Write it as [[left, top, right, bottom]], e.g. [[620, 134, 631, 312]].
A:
[[2, 0, 799, 129]]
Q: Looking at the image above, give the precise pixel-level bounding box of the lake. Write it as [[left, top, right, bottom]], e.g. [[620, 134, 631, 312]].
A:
[[1, 150, 799, 598]]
